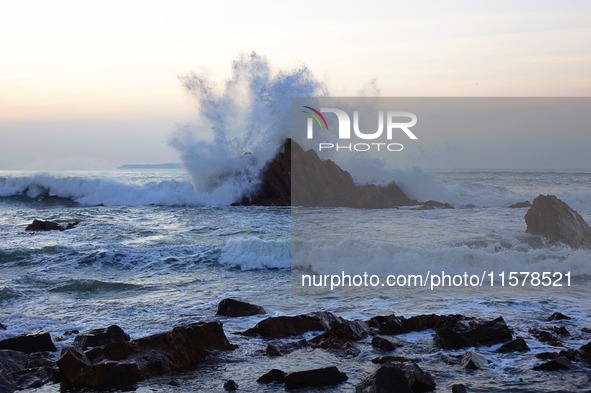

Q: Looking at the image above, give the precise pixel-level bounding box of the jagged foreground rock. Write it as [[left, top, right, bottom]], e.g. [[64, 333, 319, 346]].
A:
[[57, 322, 236, 389], [235, 139, 417, 207], [525, 194, 591, 249]]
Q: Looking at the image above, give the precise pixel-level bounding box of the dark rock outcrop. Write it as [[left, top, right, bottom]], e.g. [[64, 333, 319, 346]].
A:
[[265, 339, 308, 356], [309, 320, 368, 353], [366, 314, 512, 350], [57, 321, 236, 389], [216, 298, 266, 317], [525, 194, 591, 249], [535, 349, 577, 361], [240, 311, 343, 339], [434, 317, 512, 350], [529, 328, 563, 347], [0, 350, 28, 393], [223, 379, 238, 390], [441, 354, 462, 365], [372, 355, 414, 364], [74, 325, 129, 349], [0, 350, 54, 392], [508, 201, 531, 208], [371, 335, 403, 351], [356, 366, 414, 393], [356, 361, 436, 393], [550, 326, 570, 336], [367, 313, 460, 335], [452, 383, 468, 393], [495, 337, 529, 353], [367, 357, 436, 392], [257, 369, 287, 384], [0, 330, 56, 354], [547, 312, 571, 321], [238, 138, 292, 206], [393, 361, 436, 392], [532, 356, 571, 371], [284, 366, 348, 389], [461, 352, 490, 370], [25, 219, 79, 231], [235, 139, 417, 207], [418, 200, 454, 210]]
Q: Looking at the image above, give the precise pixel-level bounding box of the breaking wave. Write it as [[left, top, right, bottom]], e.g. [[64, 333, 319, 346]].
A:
[[169, 52, 325, 204]]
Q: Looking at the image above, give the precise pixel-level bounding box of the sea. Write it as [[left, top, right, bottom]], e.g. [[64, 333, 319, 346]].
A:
[[0, 168, 590, 392]]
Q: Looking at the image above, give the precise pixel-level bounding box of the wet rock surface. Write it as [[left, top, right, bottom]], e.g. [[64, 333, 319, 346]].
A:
[[216, 298, 266, 317], [356, 365, 414, 393], [434, 316, 512, 349], [309, 320, 368, 354], [508, 201, 531, 208], [0, 330, 57, 354], [284, 366, 348, 389], [235, 139, 417, 207], [529, 327, 564, 347], [240, 311, 344, 339], [525, 194, 591, 249], [356, 360, 436, 393], [546, 312, 571, 321], [3, 308, 590, 391], [264, 339, 308, 357], [223, 379, 238, 390], [73, 325, 130, 349], [25, 219, 79, 231], [257, 369, 287, 384], [452, 383, 468, 393], [460, 352, 490, 370], [57, 321, 236, 389], [0, 350, 54, 392], [495, 337, 530, 353], [532, 356, 572, 371], [371, 335, 404, 351], [417, 200, 454, 210]]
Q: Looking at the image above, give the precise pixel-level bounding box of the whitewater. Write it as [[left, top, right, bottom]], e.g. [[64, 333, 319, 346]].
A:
[[1, 168, 590, 392]]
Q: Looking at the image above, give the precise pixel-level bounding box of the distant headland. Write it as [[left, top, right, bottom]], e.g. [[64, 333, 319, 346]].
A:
[[118, 163, 182, 170]]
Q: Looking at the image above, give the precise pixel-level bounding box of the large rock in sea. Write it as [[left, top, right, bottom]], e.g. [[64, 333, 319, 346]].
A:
[[57, 321, 237, 389], [525, 194, 591, 249], [234, 139, 417, 207]]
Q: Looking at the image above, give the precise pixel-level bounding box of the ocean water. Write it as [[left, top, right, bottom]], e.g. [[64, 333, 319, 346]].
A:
[[1, 168, 590, 392]]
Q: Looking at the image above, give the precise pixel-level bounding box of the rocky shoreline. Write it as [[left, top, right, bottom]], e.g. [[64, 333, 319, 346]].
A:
[[6, 145, 591, 391], [1, 298, 590, 392]]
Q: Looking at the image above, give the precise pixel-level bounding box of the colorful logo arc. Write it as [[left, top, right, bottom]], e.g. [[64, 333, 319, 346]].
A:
[[302, 106, 329, 130]]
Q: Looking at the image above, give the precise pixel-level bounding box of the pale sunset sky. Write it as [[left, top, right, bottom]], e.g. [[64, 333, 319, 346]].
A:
[[1, 0, 590, 169]]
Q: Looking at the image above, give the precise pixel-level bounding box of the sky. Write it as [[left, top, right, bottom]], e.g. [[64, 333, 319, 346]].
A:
[[1, 0, 590, 170]]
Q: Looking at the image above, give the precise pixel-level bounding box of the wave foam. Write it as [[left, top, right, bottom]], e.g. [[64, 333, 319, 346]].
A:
[[218, 239, 290, 270], [170, 52, 325, 204], [293, 238, 591, 278], [0, 173, 213, 206]]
